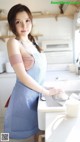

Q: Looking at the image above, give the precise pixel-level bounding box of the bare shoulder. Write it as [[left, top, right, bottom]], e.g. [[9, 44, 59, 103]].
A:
[[7, 38, 20, 55], [7, 38, 19, 47]]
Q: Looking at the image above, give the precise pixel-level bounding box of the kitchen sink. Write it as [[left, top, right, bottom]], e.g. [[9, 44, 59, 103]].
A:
[[43, 80, 80, 107], [38, 80, 80, 130], [45, 90, 80, 107]]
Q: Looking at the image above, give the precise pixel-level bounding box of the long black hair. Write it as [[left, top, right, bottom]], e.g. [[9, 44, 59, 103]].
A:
[[7, 3, 42, 52]]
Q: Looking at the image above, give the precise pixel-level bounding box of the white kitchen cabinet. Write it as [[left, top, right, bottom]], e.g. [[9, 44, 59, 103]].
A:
[[38, 98, 80, 142], [0, 73, 16, 117], [45, 51, 73, 64], [38, 78, 80, 142], [45, 112, 80, 142]]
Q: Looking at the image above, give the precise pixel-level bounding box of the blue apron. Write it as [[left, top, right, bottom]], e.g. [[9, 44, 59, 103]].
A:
[[4, 51, 47, 139]]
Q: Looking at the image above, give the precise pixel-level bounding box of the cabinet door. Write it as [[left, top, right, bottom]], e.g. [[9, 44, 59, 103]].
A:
[[45, 112, 80, 142], [0, 75, 16, 117], [45, 112, 65, 142]]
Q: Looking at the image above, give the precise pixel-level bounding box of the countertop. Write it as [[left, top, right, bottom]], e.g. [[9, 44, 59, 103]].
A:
[[0, 72, 16, 78], [38, 98, 66, 113], [45, 70, 80, 81], [0, 70, 79, 80]]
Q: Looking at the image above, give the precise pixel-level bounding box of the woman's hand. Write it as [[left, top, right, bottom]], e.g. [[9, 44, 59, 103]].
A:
[[47, 87, 68, 100], [42, 87, 63, 96], [48, 87, 62, 96]]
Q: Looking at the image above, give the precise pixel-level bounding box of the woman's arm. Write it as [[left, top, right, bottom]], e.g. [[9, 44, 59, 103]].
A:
[[7, 38, 49, 95]]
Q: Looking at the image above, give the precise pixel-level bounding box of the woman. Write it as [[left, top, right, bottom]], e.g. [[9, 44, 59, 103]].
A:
[[4, 3, 61, 140]]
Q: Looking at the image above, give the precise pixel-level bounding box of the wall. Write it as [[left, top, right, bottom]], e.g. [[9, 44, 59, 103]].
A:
[[0, 0, 60, 13], [33, 17, 73, 40], [0, 0, 74, 63]]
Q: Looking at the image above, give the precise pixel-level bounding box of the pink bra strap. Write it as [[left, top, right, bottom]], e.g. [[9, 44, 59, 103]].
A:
[[9, 54, 35, 70], [9, 54, 23, 66]]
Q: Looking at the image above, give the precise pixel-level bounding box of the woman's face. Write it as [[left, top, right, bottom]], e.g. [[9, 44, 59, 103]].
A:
[[15, 11, 32, 38]]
